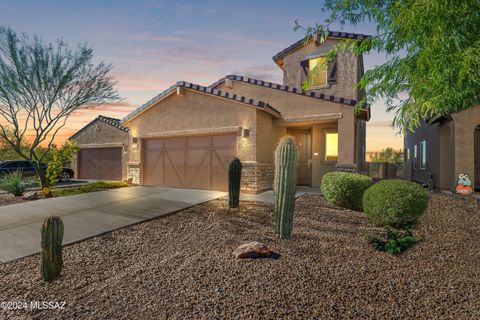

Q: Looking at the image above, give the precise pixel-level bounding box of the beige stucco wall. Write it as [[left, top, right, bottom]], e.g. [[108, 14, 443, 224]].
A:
[[218, 80, 357, 165], [452, 105, 480, 188], [280, 38, 359, 101], [70, 119, 129, 180], [125, 89, 259, 166]]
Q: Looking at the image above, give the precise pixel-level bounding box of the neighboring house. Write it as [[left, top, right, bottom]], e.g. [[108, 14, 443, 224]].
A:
[[403, 106, 480, 192], [71, 31, 371, 193], [70, 116, 129, 181]]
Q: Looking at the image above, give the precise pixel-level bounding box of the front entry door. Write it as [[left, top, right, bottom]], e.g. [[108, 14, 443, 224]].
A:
[[475, 127, 480, 191], [287, 128, 312, 186]]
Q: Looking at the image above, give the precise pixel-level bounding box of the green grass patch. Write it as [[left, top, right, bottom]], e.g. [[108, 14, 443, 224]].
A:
[[52, 181, 128, 197]]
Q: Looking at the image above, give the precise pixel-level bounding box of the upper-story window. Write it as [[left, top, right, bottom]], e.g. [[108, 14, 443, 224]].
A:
[[308, 57, 328, 87]]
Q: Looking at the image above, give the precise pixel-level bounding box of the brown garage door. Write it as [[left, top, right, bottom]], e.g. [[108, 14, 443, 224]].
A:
[[142, 134, 236, 191], [78, 147, 122, 181]]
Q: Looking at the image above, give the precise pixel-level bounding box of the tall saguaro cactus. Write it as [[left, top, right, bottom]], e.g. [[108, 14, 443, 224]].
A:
[[274, 136, 298, 239], [228, 158, 243, 208], [41, 216, 64, 281]]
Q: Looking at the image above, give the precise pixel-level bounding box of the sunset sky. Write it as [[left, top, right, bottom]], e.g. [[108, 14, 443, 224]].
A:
[[0, 0, 403, 152]]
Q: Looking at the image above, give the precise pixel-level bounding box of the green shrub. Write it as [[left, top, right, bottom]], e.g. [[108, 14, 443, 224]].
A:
[[320, 172, 373, 209], [0, 171, 35, 196], [367, 228, 419, 254], [52, 181, 128, 197], [363, 179, 428, 227]]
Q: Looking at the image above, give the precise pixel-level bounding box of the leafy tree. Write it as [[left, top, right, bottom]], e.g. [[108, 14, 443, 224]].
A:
[[0, 27, 120, 196], [370, 147, 403, 163], [296, 0, 480, 130], [43, 141, 79, 186]]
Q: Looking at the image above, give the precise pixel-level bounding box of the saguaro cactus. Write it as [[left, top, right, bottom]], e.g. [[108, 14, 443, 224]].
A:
[[228, 158, 243, 208], [274, 136, 298, 239], [41, 216, 64, 281]]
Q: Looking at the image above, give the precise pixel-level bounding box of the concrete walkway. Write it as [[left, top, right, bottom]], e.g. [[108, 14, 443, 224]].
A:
[[0, 187, 225, 263], [220, 186, 322, 204]]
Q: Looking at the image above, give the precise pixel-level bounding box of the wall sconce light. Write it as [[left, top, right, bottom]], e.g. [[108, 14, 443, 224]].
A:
[[241, 128, 250, 138], [131, 136, 138, 149]]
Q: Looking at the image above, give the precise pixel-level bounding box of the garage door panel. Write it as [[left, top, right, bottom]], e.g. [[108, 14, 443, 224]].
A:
[[188, 136, 211, 148], [212, 146, 236, 191], [165, 137, 187, 148], [213, 134, 237, 147], [79, 148, 122, 181], [142, 134, 236, 191], [186, 148, 211, 189], [165, 149, 186, 187]]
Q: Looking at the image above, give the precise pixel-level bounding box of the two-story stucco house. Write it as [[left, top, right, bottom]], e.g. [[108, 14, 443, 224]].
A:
[[70, 31, 371, 193]]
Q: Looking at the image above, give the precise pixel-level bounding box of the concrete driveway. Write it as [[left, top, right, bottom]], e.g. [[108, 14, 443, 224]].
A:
[[0, 187, 225, 263]]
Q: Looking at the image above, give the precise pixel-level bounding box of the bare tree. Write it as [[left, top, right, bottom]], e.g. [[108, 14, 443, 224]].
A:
[[0, 26, 120, 196]]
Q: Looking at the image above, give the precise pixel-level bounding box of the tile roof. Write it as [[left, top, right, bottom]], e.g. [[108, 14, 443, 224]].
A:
[[69, 115, 129, 140], [272, 31, 371, 62], [210, 75, 358, 106], [122, 81, 281, 124]]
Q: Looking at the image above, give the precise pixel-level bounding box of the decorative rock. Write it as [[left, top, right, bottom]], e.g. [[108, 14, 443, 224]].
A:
[[22, 191, 39, 201], [233, 241, 271, 259]]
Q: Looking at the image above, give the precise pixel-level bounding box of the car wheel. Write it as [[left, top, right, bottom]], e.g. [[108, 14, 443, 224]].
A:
[[59, 171, 71, 182]]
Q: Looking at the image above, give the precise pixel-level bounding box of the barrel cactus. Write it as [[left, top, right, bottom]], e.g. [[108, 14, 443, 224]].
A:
[[228, 158, 242, 208], [274, 136, 298, 239], [41, 216, 64, 281]]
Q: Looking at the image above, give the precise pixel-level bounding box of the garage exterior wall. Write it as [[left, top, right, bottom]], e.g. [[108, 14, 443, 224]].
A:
[[125, 90, 262, 191], [70, 119, 129, 180]]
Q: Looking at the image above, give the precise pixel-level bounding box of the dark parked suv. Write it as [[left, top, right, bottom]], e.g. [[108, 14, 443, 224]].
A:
[[0, 160, 74, 182]]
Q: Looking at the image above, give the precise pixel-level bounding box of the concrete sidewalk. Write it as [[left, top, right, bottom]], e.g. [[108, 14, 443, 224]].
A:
[[0, 187, 225, 263], [220, 186, 321, 204]]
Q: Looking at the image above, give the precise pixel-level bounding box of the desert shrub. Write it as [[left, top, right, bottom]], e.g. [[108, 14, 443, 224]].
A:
[[320, 172, 373, 209], [0, 171, 35, 196], [367, 228, 419, 254], [363, 179, 428, 227], [52, 181, 128, 197]]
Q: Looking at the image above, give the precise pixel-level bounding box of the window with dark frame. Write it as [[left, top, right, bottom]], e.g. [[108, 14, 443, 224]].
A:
[[420, 140, 427, 169]]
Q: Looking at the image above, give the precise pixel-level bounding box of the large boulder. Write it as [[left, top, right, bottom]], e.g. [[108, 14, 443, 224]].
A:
[[232, 242, 272, 259]]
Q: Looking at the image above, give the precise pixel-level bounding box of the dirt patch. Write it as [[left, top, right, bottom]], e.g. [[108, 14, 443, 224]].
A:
[[0, 194, 479, 319]]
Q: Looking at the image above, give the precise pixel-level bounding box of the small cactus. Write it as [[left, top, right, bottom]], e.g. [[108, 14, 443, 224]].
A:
[[41, 216, 64, 281], [274, 136, 298, 239], [228, 158, 242, 208]]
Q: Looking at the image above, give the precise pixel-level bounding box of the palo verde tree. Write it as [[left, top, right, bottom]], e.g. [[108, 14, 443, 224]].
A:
[[0, 27, 120, 196], [296, 0, 480, 131]]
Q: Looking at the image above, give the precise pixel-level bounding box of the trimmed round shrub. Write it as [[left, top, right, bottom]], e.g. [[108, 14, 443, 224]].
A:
[[321, 172, 373, 209], [363, 179, 429, 227]]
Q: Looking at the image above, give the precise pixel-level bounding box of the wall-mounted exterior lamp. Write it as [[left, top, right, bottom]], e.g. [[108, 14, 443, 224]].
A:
[[241, 128, 250, 138], [131, 136, 138, 149]]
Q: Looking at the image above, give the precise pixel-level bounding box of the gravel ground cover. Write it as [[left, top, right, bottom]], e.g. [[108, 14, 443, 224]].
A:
[[0, 193, 479, 319]]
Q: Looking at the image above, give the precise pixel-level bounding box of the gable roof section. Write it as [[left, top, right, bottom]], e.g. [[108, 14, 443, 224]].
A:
[[210, 75, 357, 106], [272, 31, 370, 63], [70, 115, 129, 140], [122, 81, 281, 124]]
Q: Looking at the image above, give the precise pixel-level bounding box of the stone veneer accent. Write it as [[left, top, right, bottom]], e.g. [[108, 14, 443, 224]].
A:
[[127, 163, 141, 185], [241, 162, 275, 194]]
